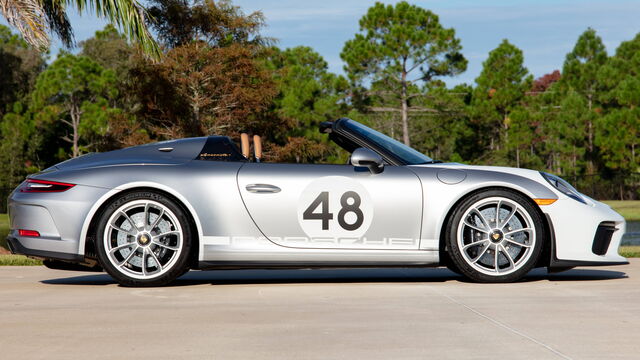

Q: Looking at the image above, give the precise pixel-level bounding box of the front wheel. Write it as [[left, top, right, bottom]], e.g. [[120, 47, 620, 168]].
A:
[[96, 191, 193, 287], [445, 189, 544, 283]]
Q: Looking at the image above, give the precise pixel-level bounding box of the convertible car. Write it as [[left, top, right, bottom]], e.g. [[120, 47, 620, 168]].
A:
[[6, 118, 627, 286]]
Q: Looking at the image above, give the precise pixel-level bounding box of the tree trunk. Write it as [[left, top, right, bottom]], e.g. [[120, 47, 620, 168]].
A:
[[401, 69, 410, 146], [587, 94, 593, 153], [503, 112, 509, 151], [70, 98, 81, 158], [587, 93, 594, 174], [516, 148, 520, 168]]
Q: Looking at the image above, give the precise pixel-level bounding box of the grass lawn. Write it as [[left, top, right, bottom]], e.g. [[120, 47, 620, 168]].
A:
[[602, 200, 640, 221], [0, 255, 42, 266], [619, 246, 640, 258], [0, 212, 8, 251]]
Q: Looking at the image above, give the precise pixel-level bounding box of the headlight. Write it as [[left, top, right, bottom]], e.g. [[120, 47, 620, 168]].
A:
[[540, 172, 586, 204]]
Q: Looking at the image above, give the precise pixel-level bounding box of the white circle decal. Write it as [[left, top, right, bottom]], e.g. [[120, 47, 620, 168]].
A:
[[297, 176, 373, 239]]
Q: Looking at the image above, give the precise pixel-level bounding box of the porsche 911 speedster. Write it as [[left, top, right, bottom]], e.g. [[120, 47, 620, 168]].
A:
[[6, 118, 628, 286]]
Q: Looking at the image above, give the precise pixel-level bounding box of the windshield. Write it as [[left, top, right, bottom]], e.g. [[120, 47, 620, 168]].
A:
[[342, 120, 434, 165]]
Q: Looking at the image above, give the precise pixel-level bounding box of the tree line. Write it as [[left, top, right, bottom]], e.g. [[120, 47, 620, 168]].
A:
[[0, 0, 639, 199]]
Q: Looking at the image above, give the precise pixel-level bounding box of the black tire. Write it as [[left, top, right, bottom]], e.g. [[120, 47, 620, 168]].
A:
[[95, 190, 193, 287], [445, 189, 544, 283], [440, 249, 463, 275]]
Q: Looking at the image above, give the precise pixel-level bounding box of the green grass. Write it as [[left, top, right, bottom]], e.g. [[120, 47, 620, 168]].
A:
[[0, 213, 8, 250], [602, 200, 640, 221], [619, 246, 640, 258], [0, 254, 42, 266]]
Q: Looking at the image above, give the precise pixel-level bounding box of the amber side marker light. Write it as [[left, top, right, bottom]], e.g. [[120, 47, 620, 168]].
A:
[[533, 199, 557, 206], [18, 229, 40, 237]]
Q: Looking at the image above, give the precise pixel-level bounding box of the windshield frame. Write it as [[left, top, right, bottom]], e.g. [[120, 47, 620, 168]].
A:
[[334, 118, 434, 166]]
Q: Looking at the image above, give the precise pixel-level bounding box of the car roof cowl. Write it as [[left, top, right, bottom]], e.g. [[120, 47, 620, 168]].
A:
[[53, 137, 209, 171]]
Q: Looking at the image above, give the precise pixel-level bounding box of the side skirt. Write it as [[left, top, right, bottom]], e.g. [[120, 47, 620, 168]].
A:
[[198, 245, 439, 270]]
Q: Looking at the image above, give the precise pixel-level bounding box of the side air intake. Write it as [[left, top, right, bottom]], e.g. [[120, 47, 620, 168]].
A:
[[592, 222, 617, 256]]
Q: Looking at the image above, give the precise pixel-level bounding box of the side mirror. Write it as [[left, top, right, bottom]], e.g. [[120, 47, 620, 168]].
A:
[[351, 148, 384, 174]]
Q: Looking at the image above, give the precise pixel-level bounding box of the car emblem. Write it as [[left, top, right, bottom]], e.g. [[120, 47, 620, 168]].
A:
[[492, 233, 501, 240], [140, 234, 149, 245]]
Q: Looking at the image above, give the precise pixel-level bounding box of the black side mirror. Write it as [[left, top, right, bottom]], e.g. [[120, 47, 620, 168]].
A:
[[350, 148, 384, 174]]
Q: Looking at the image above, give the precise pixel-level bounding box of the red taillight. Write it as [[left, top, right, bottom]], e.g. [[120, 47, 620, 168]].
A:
[[18, 229, 40, 237], [19, 179, 75, 193]]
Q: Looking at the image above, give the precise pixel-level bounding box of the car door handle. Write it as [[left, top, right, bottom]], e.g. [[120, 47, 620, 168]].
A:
[[245, 184, 281, 193]]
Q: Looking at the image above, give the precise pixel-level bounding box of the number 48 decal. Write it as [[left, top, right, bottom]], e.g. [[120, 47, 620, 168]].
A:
[[303, 191, 364, 231]]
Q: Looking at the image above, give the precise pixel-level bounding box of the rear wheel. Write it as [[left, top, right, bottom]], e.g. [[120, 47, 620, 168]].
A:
[[96, 191, 193, 287], [446, 189, 544, 283]]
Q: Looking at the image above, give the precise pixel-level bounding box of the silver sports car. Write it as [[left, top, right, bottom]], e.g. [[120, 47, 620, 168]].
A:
[[7, 118, 628, 286]]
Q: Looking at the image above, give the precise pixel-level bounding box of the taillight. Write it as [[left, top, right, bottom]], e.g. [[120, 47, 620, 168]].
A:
[[19, 179, 75, 193], [18, 229, 40, 237]]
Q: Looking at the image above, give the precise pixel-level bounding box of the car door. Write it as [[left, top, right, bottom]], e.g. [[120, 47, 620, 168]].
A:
[[237, 163, 423, 250]]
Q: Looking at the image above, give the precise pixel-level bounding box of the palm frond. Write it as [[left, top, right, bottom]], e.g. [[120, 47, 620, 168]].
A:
[[41, 0, 73, 48], [68, 0, 161, 59], [1, 0, 159, 59], [0, 0, 50, 49]]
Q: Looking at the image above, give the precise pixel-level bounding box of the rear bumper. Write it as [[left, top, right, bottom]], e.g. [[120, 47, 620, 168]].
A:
[[7, 183, 112, 261], [6, 234, 84, 262]]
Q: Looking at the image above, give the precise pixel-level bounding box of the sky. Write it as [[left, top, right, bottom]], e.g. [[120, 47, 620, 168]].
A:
[[8, 0, 640, 86]]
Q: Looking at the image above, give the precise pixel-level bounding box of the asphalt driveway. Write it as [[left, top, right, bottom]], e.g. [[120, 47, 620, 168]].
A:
[[1, 261, 638, 359]]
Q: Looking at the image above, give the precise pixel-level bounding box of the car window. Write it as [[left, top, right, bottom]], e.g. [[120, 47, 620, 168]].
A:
[[342, 120, 434, 165]]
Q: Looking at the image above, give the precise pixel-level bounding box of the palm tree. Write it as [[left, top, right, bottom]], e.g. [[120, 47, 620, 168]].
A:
[[0, 0, 160, 58]]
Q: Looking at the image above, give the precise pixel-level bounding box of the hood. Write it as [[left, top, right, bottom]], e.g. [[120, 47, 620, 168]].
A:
[[413, 162, 546, 181], [51, 137, 208, 171]]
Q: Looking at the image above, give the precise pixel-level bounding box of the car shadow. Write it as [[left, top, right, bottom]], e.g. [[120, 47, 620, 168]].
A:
[[40, 266, 628, 287]]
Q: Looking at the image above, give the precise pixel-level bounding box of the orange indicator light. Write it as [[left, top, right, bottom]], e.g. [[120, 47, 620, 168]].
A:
[[533, 199, 557, 206]]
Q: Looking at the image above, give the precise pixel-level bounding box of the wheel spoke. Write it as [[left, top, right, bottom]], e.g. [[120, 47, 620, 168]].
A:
[[153, 231, 180, 239], [141, 248, 148, 276], [464, 220, 489, 234], [499, 244, 515, 271], [504, 238, 532, 248], [143, 203, 151, 231], [495, 200, 502, 226], [504, 228, 533, 237], [109, 242, 136, 255], [499, 205, 518, 229], [149, 207, 165, 232], [493, 247, 499, 272], [121, 211, 140, 232], [117, 245, 139, 266], [463, 239, 489, 251], [471, 244, 491, 263], [152, 239, 180, 251], [110, 223, 137, 236], [470, 208, 491, 230], [150, 249, 163, 271]]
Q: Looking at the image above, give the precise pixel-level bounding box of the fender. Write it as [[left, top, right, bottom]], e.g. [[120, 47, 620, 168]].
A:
[[77, 181, 205, 257]]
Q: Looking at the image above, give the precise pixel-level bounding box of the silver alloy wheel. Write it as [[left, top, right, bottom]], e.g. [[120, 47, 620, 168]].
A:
[[456, 196, 536, 276], [103, 200, 184, 280]]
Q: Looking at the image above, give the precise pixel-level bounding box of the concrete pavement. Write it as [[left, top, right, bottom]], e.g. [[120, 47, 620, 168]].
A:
[[1, 261, 639, 359]]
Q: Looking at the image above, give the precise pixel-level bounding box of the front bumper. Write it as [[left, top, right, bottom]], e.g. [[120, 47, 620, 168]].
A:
[[543, 198, 628, 266]]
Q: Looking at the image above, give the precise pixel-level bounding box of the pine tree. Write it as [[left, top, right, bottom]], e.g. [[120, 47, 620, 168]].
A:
[[340, 1, 466, 145], [470, 39, 532, 161]]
